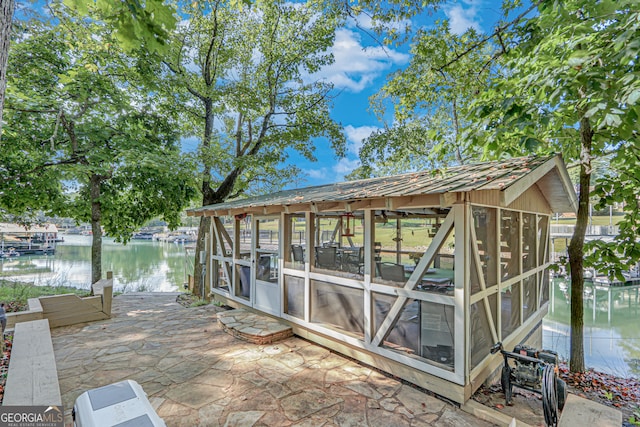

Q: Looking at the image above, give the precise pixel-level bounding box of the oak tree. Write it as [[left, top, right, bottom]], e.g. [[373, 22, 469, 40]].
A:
[[2, 9, 197, 283], [151, 0, 346, 296]]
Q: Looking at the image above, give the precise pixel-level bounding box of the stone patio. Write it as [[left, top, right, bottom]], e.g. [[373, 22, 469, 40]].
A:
[[51, 293, 500, 427]]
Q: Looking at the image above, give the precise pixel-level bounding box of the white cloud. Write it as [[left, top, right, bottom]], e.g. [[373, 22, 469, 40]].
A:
[[304, 156, 361, 183], [306, 168, 330, 180], [344, 124, 379, 155], [348, 13, 374, 30], [312, 29, 409, 93], [445, 4, 482, 35], [333, 157, 361, 178], [345, 10, 411, 34]]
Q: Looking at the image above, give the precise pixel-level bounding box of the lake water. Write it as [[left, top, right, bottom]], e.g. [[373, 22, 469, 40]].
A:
[[1, 234, 638, 378], [0, 234, 191, 292], [544, 279, 640, 378]]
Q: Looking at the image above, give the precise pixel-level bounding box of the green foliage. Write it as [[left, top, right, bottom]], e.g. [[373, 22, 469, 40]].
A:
[[630, 406, 640, 426], [337, 0, 444, 43], [471, 0, 639, 158], [2, 8, 198, 248], [63, 0, 177, 53], [470, 0, 640, 241], [153, 0, 346, 201], [358, 20, 496, 177], [189, 298, 210, 308]]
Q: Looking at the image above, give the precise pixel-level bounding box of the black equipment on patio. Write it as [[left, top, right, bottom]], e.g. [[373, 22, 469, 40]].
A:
[[491, 342, 567, 427]]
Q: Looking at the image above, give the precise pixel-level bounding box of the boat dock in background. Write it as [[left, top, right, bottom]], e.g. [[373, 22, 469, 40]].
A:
[[592, 275, 640, 287], [0, 223, 58, 256], [153, 227, 197, 243], [131, 231, 155, 240]]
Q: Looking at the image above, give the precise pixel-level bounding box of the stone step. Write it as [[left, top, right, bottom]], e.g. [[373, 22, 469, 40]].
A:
[[217, 308, 293, 345]]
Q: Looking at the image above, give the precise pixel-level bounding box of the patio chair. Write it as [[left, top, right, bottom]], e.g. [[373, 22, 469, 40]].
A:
[[315, 246, 337, 269], [343, 247, 364, 274], [378, 262, 405, 283], [291, 245, 305, 263]]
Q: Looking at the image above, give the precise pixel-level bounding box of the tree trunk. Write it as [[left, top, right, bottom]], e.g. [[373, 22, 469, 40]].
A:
[[0, 0, 15, 139], [90, 174, 103, 285], [193, 216, 211, 297], [567, 116, 593, 373], [192, 99, 215, 298]]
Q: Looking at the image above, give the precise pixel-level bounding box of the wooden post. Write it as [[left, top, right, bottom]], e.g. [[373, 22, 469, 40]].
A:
[[363, 209, 373, 343], [305, 212, 313, 323]]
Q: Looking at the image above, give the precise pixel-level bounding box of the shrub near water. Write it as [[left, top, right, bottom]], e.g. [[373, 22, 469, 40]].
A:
[[0, 280, 89, 312]]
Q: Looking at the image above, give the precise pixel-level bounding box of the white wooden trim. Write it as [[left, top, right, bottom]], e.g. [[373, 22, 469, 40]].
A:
[[282, 268, 305, 278], [498, 265, 547, 290], [468, 285, 499, 305], [496, 209, 502, 340], [308, 272, 364, 289], [212, 219, 234, 294], [211, 217, 222, 256], [518, 212, 524, 329], [305, 212, 313, 323], [369, 283, 455, 304], [469, 201, 552, 216], [213, 217, 232, 257], [218, 218, 234, 255], [469, 222, 487, 293], [370, 284, 455, 306], [540, 215, 550, 310], [209, 220, 214, 292], [454, 202, 466, 380], [280, 212, 286, 316], [210, 287, 230, 298], [501, 158, 556, 207], [469, 218, 499, 346], [250, 216, 259, 304], [371, 210, 455, 347]]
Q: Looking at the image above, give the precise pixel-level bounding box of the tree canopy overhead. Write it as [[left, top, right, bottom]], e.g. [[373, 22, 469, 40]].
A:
[[2, 6, 197, 282]]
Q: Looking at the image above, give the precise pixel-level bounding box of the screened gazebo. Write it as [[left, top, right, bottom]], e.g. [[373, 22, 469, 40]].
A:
[[187, 154, 577, 403]]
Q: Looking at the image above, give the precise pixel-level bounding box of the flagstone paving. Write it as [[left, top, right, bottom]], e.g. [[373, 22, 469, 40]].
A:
[[51, 293, 497, 427]]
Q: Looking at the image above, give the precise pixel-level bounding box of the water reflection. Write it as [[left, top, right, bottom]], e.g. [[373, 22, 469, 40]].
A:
[[0, 235, 192, 292], [544, 278, 640, 378]]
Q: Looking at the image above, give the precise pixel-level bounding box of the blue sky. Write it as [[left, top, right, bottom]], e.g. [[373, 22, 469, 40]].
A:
[[289, 0, 510, 186]]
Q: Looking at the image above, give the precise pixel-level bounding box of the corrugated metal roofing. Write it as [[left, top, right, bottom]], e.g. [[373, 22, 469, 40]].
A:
[[189, 155, 574, 215]]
